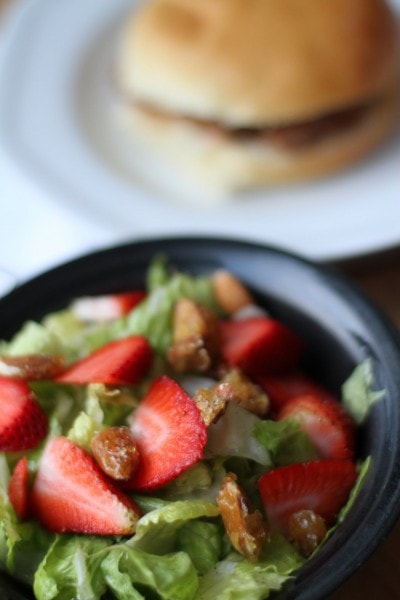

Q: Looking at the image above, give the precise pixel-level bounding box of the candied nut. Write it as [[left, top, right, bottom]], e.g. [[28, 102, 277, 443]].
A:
[[217, 472, 269, 562], [90, 426, 140, 481], [287, 510, 328, 557], [0, 354, 65, 380], [220, 369, 270, 416], [193, 385, 229, 426], [167, 298, 220, 373], [212, 270, 253, 315]]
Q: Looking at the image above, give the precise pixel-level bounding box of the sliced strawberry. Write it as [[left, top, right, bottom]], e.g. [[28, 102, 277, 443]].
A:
[[220, 317, 303, 377], [258, 459, 357, 535], [31, 436, 142, 535], [56, 335, 153, 385], [278, 394, 355, 460], [0, 376, 48, 451], [9, 456, 30, 520], [126, 376, 207, 491], [257, 370, 338, 413], [71, 291, 146, 321]]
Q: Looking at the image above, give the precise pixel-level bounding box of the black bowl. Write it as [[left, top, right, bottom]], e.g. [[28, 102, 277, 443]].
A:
[[1, 236, 400, 600]]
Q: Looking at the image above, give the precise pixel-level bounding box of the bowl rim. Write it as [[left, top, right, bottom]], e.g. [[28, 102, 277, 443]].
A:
[[1, 234, 400, 600]]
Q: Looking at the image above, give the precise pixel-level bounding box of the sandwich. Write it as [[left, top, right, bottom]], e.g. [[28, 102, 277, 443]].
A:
[[115, 0, 399, 192]]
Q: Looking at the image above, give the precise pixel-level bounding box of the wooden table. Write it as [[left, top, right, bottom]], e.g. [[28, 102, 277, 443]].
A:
[[327, 248, 400, 599]]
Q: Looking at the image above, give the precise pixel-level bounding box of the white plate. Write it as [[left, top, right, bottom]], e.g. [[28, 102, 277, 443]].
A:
[[0, 0, 400, 264]]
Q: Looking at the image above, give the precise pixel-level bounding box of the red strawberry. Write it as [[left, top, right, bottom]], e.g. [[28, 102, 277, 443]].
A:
[[126, 376, 207, 491], [71, 291, 146, 321], [56, 335, 153, 385], [31, 436, 142, 535], [9, 456, 30, 520], [220, 317, 303, 377], [278, 394, 355, 460], [0, 376, 48, 451], [257, 370, 337, 413], [258, 459, 357, 535]]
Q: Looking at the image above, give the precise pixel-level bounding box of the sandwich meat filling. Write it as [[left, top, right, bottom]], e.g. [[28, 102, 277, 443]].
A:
[[135, 100, 375, 150]]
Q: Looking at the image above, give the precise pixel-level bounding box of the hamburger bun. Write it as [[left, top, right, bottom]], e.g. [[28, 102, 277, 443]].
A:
[[115, 0, 400, 192]]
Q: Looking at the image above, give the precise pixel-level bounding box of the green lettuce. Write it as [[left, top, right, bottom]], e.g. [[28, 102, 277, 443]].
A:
[[342, 358, 384, 424], [3, 257, 220, 361], [127, 500, 219, 554], [253, 419, 318, 467], [178, 521, 222, 575], [194, 536, 304, 599], [102, 545, 198, 600], [0, 455, 53, 582], [33, 535, 110, 600], [205, 403, 271, 466]]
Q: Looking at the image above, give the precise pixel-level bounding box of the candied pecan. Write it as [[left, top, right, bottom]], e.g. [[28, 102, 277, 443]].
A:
[[217, 472, 269, 562], [0, 354, 65, 380], [220, 369, 270, 416], [167, 298, 220, 373], [90, 426, 140, 481], [212, 270, 253, 315], [193, 384, 230, 425]]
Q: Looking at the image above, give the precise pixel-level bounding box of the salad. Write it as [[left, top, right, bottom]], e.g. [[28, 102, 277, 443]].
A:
[[0, 257, 381, 600]]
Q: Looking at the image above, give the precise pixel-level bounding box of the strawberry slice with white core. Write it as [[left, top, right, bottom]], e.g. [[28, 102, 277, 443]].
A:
[[9, 456, 30, 520], [126, 376, 207, 491], [56, 335, 153, 386], [220, 317, 303, 377], [71, 291, 146, 321], [258, 459, 357, 536], [278, 393, 355, 460], [31, 436, 142, 535], [0, 376, 48, 451]]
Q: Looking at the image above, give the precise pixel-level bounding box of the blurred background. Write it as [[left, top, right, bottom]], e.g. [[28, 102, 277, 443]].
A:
[[0, 0, 399, 289]]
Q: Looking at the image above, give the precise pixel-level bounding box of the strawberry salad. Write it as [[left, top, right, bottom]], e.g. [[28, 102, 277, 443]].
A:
[[0, 257, 381, 600]]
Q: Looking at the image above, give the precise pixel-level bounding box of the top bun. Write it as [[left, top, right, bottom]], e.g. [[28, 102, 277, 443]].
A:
[[116, 0, 399, 127]]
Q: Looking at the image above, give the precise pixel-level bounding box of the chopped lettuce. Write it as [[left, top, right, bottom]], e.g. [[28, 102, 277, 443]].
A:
[[33, 535, 110, 600], [102, 545, 198, 600], [67, 412, 103, 452], [337, 456, 371, 525], [253, 419, 318, 467], [194, 536, 304, 600], [205, 403, 271, 466], [178, 521, 222, 575], [0, 455, 54, 581], [127, 500, 219, 554], [119, 269, 220, 355], [342, 358, 385, 425], [3, 257, 220, 361]]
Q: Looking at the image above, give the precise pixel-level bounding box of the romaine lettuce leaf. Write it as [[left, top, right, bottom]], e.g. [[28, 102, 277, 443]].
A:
[[342, 358, 384, 425], [161, 462, 214, 500], [178, 520, 222, 575], [119, 269, 220, 355], [5, 311, 86, 361], [3, 259, 220, 362], [0, 455, 54, 581], [33, 535, 110, 600], [127, 500, 219, 555], [195, 535, 304, 599], [102, 545, 198, 600], [205, 403, 271, 466], [253, 419, 318, 467]]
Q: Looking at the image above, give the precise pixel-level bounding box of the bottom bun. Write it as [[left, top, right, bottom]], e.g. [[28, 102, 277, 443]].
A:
[[116, 91, 399, 196]]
